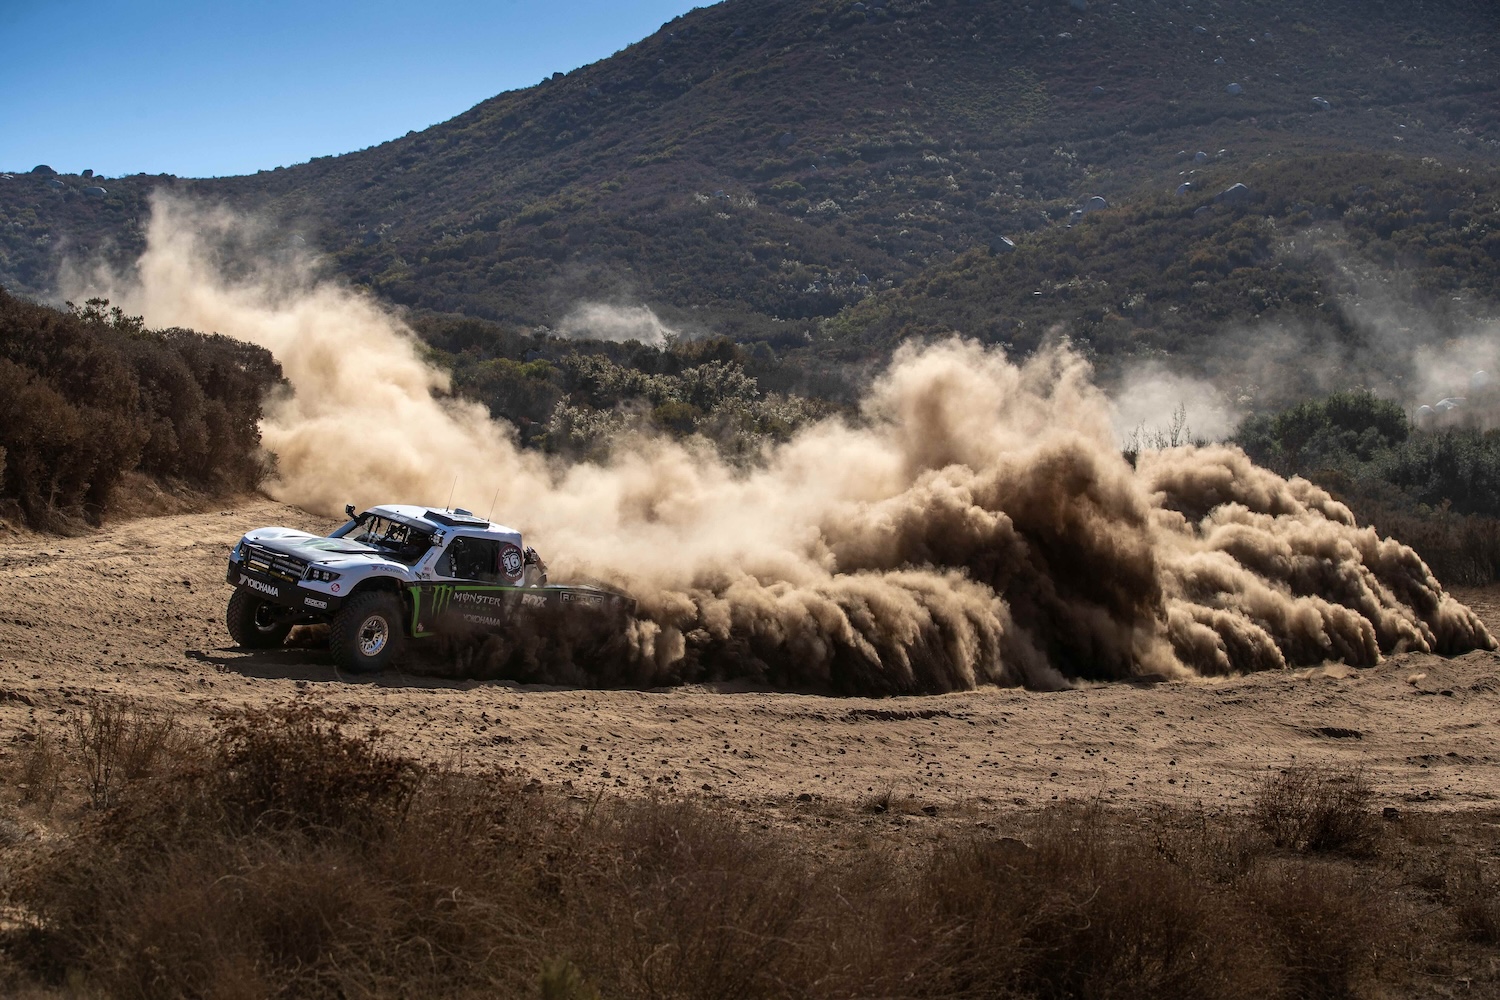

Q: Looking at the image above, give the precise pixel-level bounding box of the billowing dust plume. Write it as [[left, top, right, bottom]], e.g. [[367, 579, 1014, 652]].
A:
[[557, 302, 680, 347], [68, 195, 1495, 693]]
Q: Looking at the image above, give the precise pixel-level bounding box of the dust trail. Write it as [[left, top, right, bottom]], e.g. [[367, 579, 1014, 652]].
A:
[[557, 302, 681, 347], [65, 195, 1495, 692]]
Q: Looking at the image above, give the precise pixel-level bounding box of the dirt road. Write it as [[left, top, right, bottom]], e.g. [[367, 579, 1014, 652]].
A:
[[2, 500, 1498, 813]]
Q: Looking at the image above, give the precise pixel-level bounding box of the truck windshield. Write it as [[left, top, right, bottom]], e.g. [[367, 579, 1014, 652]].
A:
[[344, 515, 434, 564]]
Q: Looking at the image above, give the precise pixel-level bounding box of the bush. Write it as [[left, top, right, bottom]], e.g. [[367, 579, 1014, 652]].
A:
[[0, 290, 282, 527], [0, 705, 1446, 999], [1253, 763, 1377, 854]]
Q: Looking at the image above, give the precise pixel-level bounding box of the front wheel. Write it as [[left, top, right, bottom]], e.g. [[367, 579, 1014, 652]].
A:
[[328, 591, 405, 673], [227, 588, 293, 649]]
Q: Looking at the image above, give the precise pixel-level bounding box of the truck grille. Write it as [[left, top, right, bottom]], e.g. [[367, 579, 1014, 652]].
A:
[[243, 544, 309, 582]]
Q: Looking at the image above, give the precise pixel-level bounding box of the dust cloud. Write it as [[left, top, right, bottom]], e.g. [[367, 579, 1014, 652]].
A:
[[557, 302, 680, 347], [65, 195, 1495, 693]]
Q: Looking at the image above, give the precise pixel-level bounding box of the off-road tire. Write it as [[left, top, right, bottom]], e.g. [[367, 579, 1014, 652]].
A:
[[329, 591, 405, 673], [226, 588, 293, 649]]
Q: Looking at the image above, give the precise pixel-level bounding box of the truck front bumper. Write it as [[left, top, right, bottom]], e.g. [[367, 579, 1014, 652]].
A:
[[226, 559, 345, 617]]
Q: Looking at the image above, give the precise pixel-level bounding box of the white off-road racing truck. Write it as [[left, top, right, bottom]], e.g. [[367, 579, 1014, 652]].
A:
[[225, 504, 632, 673]]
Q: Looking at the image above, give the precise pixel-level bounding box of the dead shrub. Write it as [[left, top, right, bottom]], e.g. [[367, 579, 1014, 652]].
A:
[[71, 698, 184, 809], [1253, 763, 1377, 854], [210, 701, 419, 837], [917, 806, 1273, 1000], [15, 728, 65, 813], [1245, 860, 1395, 1000], [558, 797, 828, 999], [1451, 864, 1500, 945]]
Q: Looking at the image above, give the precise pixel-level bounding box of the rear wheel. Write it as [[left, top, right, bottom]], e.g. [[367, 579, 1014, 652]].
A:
[[329, 591, 405, 673], [227, 588, 293, 648]]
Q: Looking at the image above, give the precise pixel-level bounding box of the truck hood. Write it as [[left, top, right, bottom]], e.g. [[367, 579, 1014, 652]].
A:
[[241, 528, 401, 568]]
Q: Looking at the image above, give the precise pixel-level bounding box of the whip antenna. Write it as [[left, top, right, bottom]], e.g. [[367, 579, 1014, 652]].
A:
[[486, 487, 500, 523], [446, 476, 457, 512]]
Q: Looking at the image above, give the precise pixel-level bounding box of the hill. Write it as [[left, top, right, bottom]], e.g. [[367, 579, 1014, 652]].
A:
[[2, 0, 1497, 346]]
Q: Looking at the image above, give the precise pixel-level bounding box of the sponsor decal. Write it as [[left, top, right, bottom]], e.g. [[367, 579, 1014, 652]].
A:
[[330, 583, 341, 593], [303, 596, 329, 610], [462, 613, 508, 628], [454, 591, 509, 608], [561, 591, 605, 607], [521, 593, 547, 609], [239, 574, 280, 597], [499, 543, 524, 581]]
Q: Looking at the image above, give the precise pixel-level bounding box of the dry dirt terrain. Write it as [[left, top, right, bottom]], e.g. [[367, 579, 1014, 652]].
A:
[[2, 498, 1498, 815]]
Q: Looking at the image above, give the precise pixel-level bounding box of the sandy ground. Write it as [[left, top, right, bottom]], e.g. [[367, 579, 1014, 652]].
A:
[[2, 498, 1498, 815]]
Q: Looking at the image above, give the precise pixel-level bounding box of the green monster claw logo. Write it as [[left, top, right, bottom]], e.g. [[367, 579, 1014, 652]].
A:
[[409, 584, 457, 637]]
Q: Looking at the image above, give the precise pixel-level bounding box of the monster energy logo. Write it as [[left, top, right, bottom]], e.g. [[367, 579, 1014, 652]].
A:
[[410, 584, 456, 637]]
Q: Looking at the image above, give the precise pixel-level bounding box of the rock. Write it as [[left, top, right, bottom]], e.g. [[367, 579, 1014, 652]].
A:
[[1090, 85, 1106, 96], [45, 178, 64, 190], [1226, 82, 1243, 95], [777, 131, 796, 148], [1193, 24, 1208, 35], [990, 235, 1017, 254], [1382, 806, 1401, 821], [1082, 195, 1109, 213], [1214, 55, 1226, 65], [83, 186, 107, 197], [1194, 151, 1210, 164], [30, 164, 55, 175], [1213, 182, 1252, 205], [1311, 96, 1332, 111], [1176, 182, 1193, 195]]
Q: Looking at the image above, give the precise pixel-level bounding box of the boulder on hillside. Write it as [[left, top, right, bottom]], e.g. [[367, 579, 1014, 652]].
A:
[[1213, 182, 1251, 205], [990, 235, 1017, 254], [1312, 96, 1332, 111], [1176, 182, 1193, 195], [31, 164, 56, 175], [1082, 195, 1109, 214], [1194, 151, 1210, 164], [83, 186, 107, 197], [1225, 82, 1243, 95]]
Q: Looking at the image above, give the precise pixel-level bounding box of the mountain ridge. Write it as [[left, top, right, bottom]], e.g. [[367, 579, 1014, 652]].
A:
[[2, 0, 1497, 343]]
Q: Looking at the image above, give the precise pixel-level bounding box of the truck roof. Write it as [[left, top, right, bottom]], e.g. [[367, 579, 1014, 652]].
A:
[[367, 504, 522, 544]]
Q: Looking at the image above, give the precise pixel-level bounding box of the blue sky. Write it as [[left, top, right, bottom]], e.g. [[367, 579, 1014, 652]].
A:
[[1, 0, 706, 179]]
